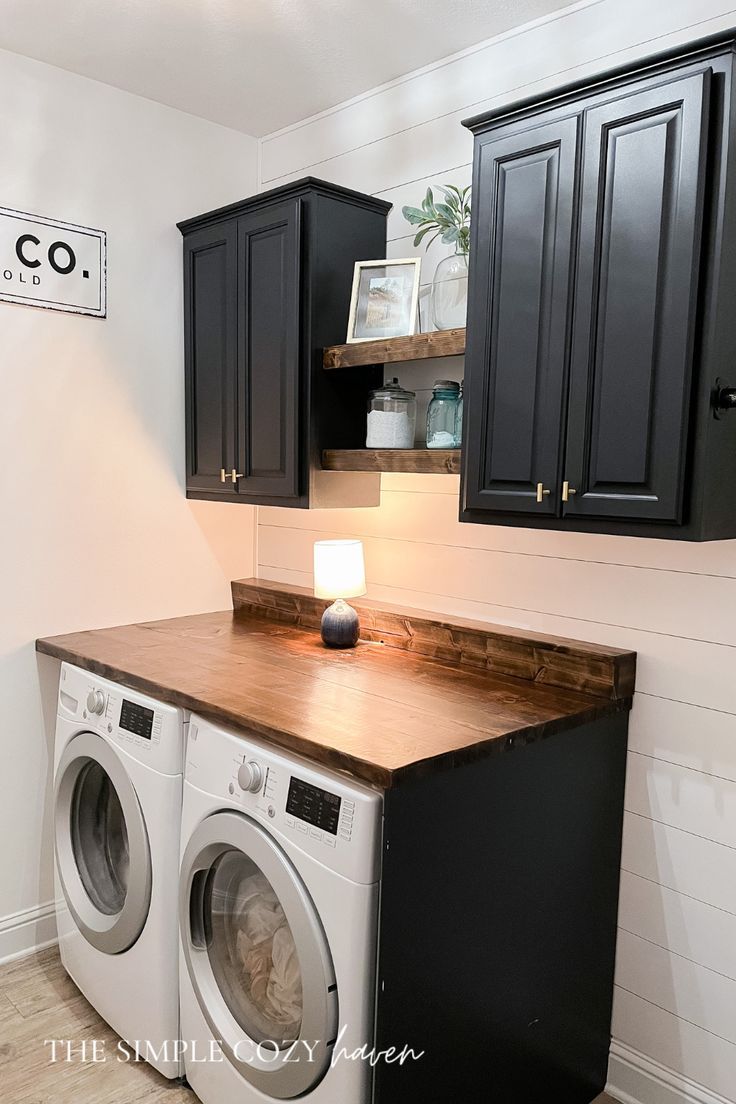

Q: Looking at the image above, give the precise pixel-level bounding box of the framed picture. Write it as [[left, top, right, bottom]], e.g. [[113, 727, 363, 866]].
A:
[[346, 258, 421, 343]]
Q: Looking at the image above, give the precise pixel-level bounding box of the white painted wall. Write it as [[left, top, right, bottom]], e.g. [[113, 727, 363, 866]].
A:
[[0, 49, 258, 960], [257, 3, 736, 1102]]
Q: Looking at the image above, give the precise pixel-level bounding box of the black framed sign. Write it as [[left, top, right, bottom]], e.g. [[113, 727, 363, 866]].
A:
[[0, 206, 106, 317]]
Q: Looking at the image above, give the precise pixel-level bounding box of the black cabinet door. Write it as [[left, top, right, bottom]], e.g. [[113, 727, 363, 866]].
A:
[[463, 114, 578, 515], [183, 221, 238, 496], [235, 199, 302, 501], [563, 70, 711, 522]]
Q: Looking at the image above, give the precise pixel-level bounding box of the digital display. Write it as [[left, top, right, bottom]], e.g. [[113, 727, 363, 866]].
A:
[[119, 699, 154, 740], [286, 777, 341, 835]]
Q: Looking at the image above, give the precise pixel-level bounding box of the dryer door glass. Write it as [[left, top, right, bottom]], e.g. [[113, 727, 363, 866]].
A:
[[70, 761, 130, 914], [55, 731, 152, 955], [205, 848, 303, 1047]]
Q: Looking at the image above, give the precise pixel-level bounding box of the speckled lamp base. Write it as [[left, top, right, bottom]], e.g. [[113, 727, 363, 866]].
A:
[[320, 599, 360, 648]]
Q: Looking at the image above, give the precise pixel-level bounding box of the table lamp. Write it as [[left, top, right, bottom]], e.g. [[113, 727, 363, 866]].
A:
[[313, 539, 366, 648]]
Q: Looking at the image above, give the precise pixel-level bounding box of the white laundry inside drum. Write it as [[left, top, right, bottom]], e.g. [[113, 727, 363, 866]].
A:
[[207, 855, 304, 1047]]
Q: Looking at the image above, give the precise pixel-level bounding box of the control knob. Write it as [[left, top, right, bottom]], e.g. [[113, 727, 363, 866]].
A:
[[87, 689, 105, 716], [237, 760, 264, 794]]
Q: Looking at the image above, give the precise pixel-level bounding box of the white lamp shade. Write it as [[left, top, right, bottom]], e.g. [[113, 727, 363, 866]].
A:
[[313, 540, 366, 600]]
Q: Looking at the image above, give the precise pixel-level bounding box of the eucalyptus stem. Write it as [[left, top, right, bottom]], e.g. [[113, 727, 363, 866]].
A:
[[402, 184, 471, 257]]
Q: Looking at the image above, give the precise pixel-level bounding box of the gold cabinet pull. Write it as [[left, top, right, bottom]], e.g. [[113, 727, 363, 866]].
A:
[[562, 481, 577, 503], [220, 468, 227, 483], [536, 482, 551, 503], [231, 469, 244, 481]]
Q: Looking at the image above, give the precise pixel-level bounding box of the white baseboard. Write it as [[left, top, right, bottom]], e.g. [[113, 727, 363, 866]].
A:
[[608, 1040, 733, 1104], [0, 901, 58, 966]]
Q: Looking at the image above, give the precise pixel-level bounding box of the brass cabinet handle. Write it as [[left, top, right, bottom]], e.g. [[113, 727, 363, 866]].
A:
[[221, 469, 244, 483], [536, 482, 551, 503], [231, 469, 244, 482], [562, 481, 577, 503], [220, 468, 227, 483]]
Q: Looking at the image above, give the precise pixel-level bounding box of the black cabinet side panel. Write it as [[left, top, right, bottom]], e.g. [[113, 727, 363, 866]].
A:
[[692, 56, 736, 537], [374, 714, 628, 1104], [564, 69, 711, 522], [308, 195, 387, 458], [462, 114, 578, 517]]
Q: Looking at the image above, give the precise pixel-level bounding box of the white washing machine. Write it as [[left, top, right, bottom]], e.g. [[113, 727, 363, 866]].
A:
[[179, 715, 383, 1104], [53, 662, 186, 1078]]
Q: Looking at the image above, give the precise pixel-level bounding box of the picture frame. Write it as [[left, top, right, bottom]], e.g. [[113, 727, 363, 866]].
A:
[[346, 257, 421, 343]]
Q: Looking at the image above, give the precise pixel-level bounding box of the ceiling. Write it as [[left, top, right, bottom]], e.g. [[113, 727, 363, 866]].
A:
[[0, 0, 572, 136]]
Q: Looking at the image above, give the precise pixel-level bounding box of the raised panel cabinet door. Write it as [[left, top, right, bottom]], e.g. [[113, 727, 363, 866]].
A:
[[183, 221, 238, 496], [563, 70, 711, 522], [462, 114, 578, 516], [235, 199, 301, 501]]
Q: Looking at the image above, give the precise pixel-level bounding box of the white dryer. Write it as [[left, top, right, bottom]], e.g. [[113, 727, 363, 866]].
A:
[[53, 662, 186, 1078], [179, 715, 383, 1104]]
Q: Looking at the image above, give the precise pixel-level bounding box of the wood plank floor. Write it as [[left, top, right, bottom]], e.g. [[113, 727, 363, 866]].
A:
[[0, 947, 617, 1102]]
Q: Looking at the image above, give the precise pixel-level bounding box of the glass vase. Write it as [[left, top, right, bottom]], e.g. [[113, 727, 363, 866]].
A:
[[430, 251, 469, 330]]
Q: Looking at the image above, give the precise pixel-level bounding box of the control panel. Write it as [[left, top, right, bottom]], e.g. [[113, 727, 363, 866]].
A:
[[58, 663, 185, 777], [286, 777, 341, 835], [120, 699, 155, 740], [186, 716, 383, 884], [105, 693, 163, 749]]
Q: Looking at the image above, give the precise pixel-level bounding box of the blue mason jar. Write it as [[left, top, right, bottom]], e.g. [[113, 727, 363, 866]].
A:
[[426, 380, 460, 448]]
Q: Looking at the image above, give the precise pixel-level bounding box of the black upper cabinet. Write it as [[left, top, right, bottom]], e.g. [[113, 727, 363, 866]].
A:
[[179, 179, 390, 507], [183, 219, 238, 499], [565, 72, 710, 524], [462, 31, 736, 540], [464, 115, 578, 516], [235, 199, 301, 500]]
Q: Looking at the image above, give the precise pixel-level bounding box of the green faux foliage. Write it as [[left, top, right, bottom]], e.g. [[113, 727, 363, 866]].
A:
[[402, 184, 471, 256]]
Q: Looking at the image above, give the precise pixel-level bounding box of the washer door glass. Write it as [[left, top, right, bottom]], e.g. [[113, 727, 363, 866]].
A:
[[180, 810, 338, 1100], [55, 731, 152, 955], [71, 760, 130, 915], [206, 849, 303, 1047]]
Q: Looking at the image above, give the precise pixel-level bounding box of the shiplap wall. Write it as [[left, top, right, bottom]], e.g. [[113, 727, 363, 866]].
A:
[[257, 3, 736, 1101]]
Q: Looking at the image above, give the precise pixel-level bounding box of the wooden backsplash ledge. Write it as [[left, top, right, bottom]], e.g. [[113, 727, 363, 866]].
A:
[[231, 579, 635, 702]]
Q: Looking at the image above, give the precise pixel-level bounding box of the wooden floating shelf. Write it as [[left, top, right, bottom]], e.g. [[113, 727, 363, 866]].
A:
[[322, 448, 461, 475], [323, 327, 466, 369]]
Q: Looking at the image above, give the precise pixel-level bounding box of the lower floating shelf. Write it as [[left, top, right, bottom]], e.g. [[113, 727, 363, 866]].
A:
[[322, 448, 461, 475]]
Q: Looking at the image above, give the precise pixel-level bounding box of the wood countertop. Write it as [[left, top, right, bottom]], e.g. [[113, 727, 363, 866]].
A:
[[36, 580, 635, 789]]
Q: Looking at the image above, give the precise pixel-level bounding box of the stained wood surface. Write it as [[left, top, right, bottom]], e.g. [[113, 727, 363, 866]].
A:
[[322, 448, 461, 474], [0, 947, 614, 1103], [37, 584, 634, 789], [323, 326, 465, 368], [232, 579, 635, 700]]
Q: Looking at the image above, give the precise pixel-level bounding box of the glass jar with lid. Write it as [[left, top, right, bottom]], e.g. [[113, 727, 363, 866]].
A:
[[426, 380, 460, 448], [455, 379, 464, 446], [366, 378, 417, 449]]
